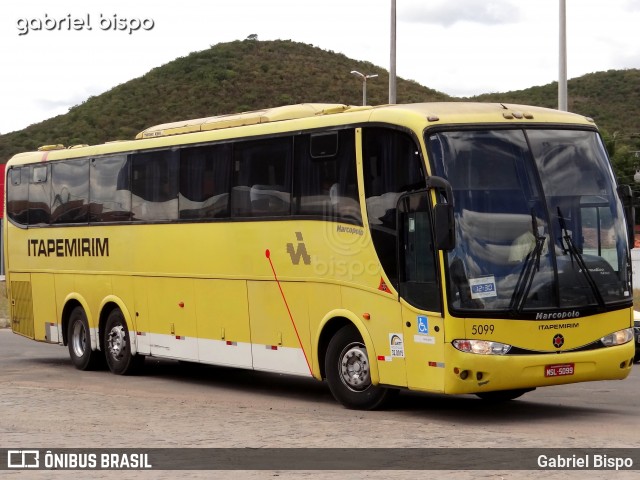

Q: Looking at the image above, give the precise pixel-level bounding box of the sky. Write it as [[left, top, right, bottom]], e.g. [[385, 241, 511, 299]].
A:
[[1, 0, 640, 135]]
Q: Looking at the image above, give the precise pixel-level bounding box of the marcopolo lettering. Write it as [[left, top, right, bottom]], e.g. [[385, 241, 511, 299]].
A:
[[27, 238, 109, 257], [336, 225, 364, 235], [535, 311, 580, 321]]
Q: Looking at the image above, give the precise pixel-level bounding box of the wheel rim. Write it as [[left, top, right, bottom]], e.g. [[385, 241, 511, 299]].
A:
[[106, 324, 127, 362], [71, 321, 87, 358], [339, 342, 371, 392]]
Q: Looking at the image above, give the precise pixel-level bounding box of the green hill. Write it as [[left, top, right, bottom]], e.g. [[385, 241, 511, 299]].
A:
[[1, 39, 639, 183], [469, 69, 640, 184], [469, 68, 640, 138], [0, 39, 448, 162]]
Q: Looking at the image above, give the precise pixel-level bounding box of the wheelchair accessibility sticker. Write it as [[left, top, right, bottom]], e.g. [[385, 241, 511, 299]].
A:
[[415, 315, 435, 344], [417, 315, 429, 335]]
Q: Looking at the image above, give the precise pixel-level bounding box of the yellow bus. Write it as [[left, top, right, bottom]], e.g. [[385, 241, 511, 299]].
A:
[[4, 103, 636, 409]]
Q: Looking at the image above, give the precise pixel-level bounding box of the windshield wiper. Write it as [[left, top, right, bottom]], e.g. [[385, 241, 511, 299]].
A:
[[509, 211, 546, 314], [557, 207, 605, 307]]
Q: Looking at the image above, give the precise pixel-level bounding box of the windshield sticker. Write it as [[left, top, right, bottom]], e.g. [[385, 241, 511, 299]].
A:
[[469, 276, 497, 299], [389, 334, 405, 358]]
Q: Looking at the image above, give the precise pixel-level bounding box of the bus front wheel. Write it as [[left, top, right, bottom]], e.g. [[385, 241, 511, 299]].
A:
[[67, 306, 103, 370], [325, 325, 394, 410], [104, 308, 143, 375]]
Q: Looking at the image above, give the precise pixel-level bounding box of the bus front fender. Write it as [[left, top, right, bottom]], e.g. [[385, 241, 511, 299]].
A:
[[314, 309, 380, 386]]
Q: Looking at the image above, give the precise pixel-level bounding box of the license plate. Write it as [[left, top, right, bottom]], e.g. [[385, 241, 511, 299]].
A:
[[544, 363, 574, 377]]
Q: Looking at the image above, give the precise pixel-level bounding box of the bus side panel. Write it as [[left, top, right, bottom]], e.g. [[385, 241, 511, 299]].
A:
[[8, 272, 35, 339], [248, 280, 312, 376], [400, 302, 446, 393], [75, 274, 112, 333], [194, 279, 252, 368], [31, 273, 59, 343], [132, 276, 150, 355], [307, 283, 341, 378], [146, 276, 199, 361]]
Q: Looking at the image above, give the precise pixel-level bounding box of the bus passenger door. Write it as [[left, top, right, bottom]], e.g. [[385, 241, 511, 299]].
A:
[[398, 194, 446, 392]]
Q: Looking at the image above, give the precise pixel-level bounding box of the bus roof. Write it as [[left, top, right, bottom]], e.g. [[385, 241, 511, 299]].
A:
[[7, 102, 596, 166]]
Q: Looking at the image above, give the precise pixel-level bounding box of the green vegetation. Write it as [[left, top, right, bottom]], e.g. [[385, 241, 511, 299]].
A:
[[0, 39, 448, 161], [0, 39, 639, 188], [469, 69, 640, 187]]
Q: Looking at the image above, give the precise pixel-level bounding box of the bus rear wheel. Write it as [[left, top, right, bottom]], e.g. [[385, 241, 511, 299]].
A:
[[104, 308, 143, 375], [68, 306, 103, 370], [325, 325, 394, 410]]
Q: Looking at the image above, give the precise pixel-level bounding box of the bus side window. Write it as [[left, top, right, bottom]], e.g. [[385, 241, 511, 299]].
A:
[[90, 155, 132, 222], [294, 129, 361, 224], [28, 164, 51, 225], [179, 144, 231, 220], [51, 159, 89, 224], [231, 137, 292, 218], [131, 149, 179, 221], [362, 127, 425, 287], [7, 167, 29, 225], [398, 192, 441, 312]]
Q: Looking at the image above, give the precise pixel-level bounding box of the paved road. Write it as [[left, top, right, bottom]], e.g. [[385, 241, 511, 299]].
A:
[[0, 328, 638, 479]]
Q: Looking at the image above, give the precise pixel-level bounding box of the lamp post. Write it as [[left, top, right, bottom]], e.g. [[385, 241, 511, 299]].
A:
[[389, 0, 397, 104], [558, 0, 568, 111], [351, 70, 378, 106]]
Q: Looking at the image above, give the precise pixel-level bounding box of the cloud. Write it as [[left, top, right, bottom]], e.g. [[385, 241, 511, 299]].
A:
[[401, 0, 521, 26]]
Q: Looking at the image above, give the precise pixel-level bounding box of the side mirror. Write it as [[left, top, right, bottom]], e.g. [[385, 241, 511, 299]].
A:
[[433, 203, 455, 250], [396, 175, 456, 251]]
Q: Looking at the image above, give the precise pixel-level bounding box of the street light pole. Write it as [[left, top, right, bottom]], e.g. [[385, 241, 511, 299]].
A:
[[351, 70, 378, 106], [389, 0, 397, 104], [558, 0, 568, 111]]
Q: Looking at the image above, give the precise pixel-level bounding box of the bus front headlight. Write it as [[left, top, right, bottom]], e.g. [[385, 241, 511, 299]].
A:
[[452, 339, 512, 355], [600, 328, 633, 347]]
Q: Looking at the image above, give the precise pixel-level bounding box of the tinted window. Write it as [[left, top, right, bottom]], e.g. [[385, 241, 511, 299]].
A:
[[90, 155, 131, 222], [51, 159, 89, 224], [231, 137, 292, 217], [362, 127, 425, 286], [294, 129, 361, 223], [131, 149, 179, 221], [28, 165, 51, 225], [180, 144, 231, 219], [7, 167, 29, 225], [398, 192, 441, 311]]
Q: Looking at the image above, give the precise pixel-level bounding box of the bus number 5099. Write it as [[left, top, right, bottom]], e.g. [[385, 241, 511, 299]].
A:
[[471, 324, 495, 335]]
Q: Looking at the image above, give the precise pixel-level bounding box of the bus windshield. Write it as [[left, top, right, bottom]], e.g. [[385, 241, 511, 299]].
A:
[[428, 128, 631, 317]]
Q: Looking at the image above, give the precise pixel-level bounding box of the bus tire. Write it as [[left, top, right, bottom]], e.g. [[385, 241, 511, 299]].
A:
[[68, 306, 103, 371], [325, 324, 394, 410], [475, 388, 534, 402], [104, 308, 143, 375]]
